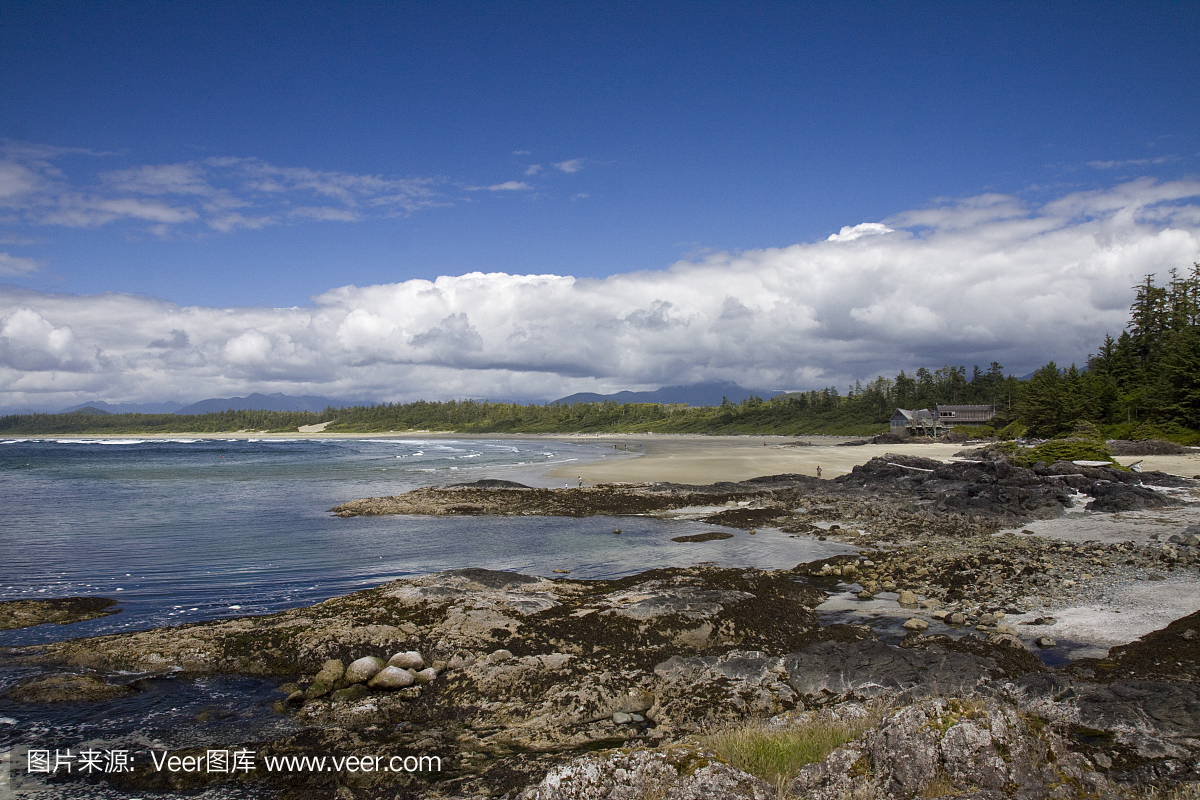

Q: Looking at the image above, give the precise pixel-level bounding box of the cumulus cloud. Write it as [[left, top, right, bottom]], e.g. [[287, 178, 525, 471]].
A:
[[524, 164, 542, 175], [554, 158, 584, 173], [0, 307, 100, 372], [2, 179, 1199, 410], [827, 222, 895, 242]]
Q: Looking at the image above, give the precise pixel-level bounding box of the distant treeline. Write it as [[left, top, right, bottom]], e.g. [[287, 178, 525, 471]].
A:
[[3, 265, 1198, 443]]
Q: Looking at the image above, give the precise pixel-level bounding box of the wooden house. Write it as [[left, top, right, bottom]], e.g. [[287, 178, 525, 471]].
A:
[[890, 408, 938, 437], [890, 404, 996, 437], [935, 405, 997, 426]]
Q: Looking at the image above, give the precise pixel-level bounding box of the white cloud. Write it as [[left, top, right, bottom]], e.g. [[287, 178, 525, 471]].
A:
[[2, 179, 1198, 410], [524, 164, 542, 175], [554, 159, 584, 173], [0, 252, 41, 276], [485, 181, 532, 191], [827, 222, 895, 242], [0, 307, 100, 372]]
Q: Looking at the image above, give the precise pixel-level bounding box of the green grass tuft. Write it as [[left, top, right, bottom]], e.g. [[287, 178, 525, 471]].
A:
[[702, 709, 882, 797]]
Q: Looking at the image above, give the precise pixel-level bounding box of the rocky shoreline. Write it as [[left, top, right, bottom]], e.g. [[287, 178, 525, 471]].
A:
[[3, 453, 1198, 799], [331, 453, 1192, 540], [4, 562, 1197, 799], [0, 596, 121, 631]]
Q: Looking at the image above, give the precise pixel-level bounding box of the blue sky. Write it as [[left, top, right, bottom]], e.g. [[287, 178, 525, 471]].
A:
[[1, 1, 1199, 409]]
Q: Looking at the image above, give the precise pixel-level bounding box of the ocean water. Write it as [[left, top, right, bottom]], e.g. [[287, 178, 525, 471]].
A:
[[0, 436, 856, 797], [0, 437, 854, 646]]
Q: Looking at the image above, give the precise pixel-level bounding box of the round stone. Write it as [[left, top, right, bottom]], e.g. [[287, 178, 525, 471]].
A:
[[344, 656, 386, 685], [388, 651, 424, 671], [368, 666, 416, 689], [902, 618, 929, 632]]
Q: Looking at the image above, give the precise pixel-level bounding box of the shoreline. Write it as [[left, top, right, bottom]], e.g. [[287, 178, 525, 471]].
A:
[[14, 430, 1199, 482], [8, 433, 1200, 653]]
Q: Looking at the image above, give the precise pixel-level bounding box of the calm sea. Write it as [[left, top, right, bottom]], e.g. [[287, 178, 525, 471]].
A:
[[0, 437, 854, 646]]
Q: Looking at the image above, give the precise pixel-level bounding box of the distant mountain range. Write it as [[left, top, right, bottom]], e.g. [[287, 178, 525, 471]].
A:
[[57, 393, 360, 416], [43, 383, 782, 417], [552, 380, 782, 407], [60, 400, 185, 414], [173, 393, 347, 415]]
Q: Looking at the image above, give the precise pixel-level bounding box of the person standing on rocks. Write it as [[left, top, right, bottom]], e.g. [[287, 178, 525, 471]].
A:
[[578, 476, 583, 488]]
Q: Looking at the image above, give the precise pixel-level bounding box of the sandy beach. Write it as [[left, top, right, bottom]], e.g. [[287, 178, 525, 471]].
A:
[[547, 435, 967, 484], [542, 433, 1200, 485]]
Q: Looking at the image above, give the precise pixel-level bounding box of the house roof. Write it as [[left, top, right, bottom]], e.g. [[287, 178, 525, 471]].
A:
[[892, 408, 935, 421]]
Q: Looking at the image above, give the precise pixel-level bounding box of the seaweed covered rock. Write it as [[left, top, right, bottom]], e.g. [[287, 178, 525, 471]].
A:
[[6, 673, 135, 703]]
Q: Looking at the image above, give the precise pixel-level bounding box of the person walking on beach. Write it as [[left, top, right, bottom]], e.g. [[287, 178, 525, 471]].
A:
[[578, 476, 583, 488], [816, 465, 822, 478]]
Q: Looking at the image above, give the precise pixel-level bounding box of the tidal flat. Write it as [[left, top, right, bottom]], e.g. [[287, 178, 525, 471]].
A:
[[2, 437, 1198, 799]]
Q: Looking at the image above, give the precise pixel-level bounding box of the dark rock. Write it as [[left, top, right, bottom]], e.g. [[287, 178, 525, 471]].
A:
[[782, 640, 999, 703], [0, 596, 121, 631], [7, 673, 135, 703], [1108, 439, 1187, 456], [439, 568, 541, 588], [447, 479, 533, 489], [671, 531, 735, 543], [1085, 482, 1179, 512]]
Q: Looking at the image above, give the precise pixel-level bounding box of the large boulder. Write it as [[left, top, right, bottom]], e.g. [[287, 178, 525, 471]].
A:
[[1086, 481, 1177, 512]]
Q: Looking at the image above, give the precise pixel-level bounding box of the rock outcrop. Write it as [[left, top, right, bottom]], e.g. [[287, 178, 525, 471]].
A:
[[9, 563, 1199, 798], [0, 596, 120, 630], [330, 457, 1192, 544]]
